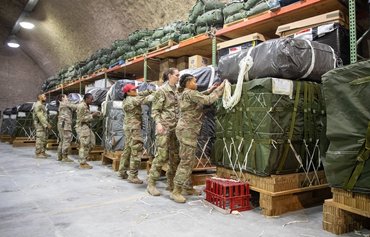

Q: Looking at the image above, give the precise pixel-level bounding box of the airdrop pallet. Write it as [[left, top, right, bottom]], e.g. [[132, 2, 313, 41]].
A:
[[101, 151, 122, 171], [12, 137, 36, 147], [0, 135, 12, 143], [88, 146, 104, 161], [323, 188, 370, 235], [216, 167, 331, 216], [46, 139, 59, 150]]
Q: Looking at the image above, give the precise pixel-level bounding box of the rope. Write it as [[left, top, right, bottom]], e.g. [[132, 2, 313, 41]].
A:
[[301, 40, 315, 79], [222, 48, 254, 110]]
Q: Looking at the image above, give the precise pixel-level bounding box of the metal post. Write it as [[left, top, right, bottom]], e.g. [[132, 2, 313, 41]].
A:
[[144, 55, 148, 83], [212, 36, 217, 67], [349, 0, 357, 64], [79, 81, 82, 95], [104, 72, 107, 88]]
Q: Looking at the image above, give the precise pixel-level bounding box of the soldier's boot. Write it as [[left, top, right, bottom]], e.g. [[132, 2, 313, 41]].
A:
[[147, 180, 160, 196], [127, 176, 143, 184], [118, 171, 128, 179], [182, 187, 202, 196], [61, 155, 74, 163], [42, 152, 51, 157], [79, 162, 93, 169], [170, 185, 186, 203], [57, 153, 63, 161], [165, 178, 174, 191], [35, 153, 48, 159]]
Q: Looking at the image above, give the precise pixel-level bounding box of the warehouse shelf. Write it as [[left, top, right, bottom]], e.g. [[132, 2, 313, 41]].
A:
[[45, 0, 348, 95], [217, 0, 347, 39]]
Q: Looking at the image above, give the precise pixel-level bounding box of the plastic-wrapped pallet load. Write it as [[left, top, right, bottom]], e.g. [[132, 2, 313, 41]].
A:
[[322, 59, 370, 193], [103, 101, 125, 151], [218, 38, 337, 84], [86, 87, 108, 106], [14, 103, 35, 139], [46, 101, 59, 140], [212, 78, 326, 176], [0, 108, 13, 136]]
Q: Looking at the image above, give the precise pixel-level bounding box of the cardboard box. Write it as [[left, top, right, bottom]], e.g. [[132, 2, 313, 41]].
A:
[[188, 55, 211, 69], [217, 33, 266, 58], [176, 56, 189, 71], [159, 58, 177, 80], [276, 10, 348, 37]]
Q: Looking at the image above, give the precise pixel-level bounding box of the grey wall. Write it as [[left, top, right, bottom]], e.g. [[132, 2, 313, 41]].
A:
[[0, 47, 46, 111]]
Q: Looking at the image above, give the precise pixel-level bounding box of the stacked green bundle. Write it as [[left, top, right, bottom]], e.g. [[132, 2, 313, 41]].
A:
[[322, 60, 370, 193], [223, 0, 281, 24], [188, 0, 225, 34], [212, 78, 326, 176], [125, 29, 154, 58]]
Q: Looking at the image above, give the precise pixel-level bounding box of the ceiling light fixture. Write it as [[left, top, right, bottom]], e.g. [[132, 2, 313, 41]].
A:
[[7, 40, 20, 48], [19, 21, 35, 29]]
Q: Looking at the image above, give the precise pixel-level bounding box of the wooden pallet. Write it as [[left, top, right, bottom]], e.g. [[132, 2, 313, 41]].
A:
[[0, 134, 12, 143], [223, 9, 273, 28], [146, 159, 215, 186], [101, 150, 122, 171], [46, 139, 59, 150], [12, 137, 36, 147], [323, 188, 370, 235], [148, 40, 178, 53], [216, 167, 331, 216], [88, 146, 104, 161], [93, 67, 107, 75]]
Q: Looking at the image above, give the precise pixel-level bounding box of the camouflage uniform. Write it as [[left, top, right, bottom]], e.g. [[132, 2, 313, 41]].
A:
[[174, 88, 222, 188], [119, 91, 152, 179], [148, 83, 180, 186], [76, 101, 96, 164], [33, 100, 50, 155], [57, 101, 78, 160]]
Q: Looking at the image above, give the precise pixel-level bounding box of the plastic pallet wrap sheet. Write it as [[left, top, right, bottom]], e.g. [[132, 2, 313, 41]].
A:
[[18, 102, 35, 113], [218, 38, 337, 84], [322, 60, 370, 193], [86, 87, 108, 106], [212, 77, 327, 176], [103, 101, 125, 151]]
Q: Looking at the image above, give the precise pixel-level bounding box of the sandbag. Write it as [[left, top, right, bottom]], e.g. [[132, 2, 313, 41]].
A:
[[189, 0, 225, 23], [322, 60, 370, 193], [224, 10, 248, 24], [196, 9, 223, 27], [247, 0, 280, 17], [218, 38, 337, 83], [223, 2, 245, 19]]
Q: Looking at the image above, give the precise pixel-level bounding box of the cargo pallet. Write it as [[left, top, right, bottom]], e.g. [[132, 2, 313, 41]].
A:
[[146, 159, 216, 186], [12, 137, 36, 147], [46, 139, 59, 150], [0, 134, 13, 143], [216, 167, 330, 216], [323, 188, 370, 235], [147, 40, 178, 53], [102, 150, 150, 171], [93, 67, 107, 75]]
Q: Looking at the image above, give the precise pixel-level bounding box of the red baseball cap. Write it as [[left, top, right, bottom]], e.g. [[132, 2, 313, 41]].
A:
[[122, 84, 138, 93]]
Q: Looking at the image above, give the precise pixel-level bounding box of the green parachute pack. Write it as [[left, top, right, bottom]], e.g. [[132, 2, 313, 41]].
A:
[[322, 59, 370, 193]]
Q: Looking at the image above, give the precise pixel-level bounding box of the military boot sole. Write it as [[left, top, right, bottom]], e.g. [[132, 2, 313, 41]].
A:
[[128, 178, 144, 184]]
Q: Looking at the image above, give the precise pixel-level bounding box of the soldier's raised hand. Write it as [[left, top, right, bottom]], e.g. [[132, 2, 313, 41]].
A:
[[156, 122, 165, 135]]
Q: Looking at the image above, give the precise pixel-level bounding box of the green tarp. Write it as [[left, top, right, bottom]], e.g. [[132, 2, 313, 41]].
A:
[[212, 78, 326, 176], [322, 59, 370, 193]]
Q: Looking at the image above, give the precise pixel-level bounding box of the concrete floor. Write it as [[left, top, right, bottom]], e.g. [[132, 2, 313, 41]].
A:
[[0, 143, 369, 237]]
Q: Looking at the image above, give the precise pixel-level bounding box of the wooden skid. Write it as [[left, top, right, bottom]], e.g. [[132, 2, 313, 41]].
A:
[[88, 148, 104, 161], [223, 10, 272, 28], [46, 140, 59, 150], [148, 40, 177, 53], [93, 68, 107, 75], [322, 188, 370, 235], [12, 137, 36, 147], [0, 135, 12, 143], [101, 151, 122, 171], [216, 167, 331, 216]]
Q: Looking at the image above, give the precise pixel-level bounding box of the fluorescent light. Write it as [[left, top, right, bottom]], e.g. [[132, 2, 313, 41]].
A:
[[7, 41, 20, 48], [20, 21, 35, 29]]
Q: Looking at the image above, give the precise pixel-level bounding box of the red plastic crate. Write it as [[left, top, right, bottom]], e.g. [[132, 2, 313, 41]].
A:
[[205, 177, 251, 213]]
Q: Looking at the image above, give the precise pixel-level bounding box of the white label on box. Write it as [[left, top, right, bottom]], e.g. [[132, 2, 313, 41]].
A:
[[228, 46, 242, 55], [272, 78, 293, 99], [89, 105, 99, 112], [3, 115, 10, 119], [294, 28, 313, 41], [11, 115, 17, 119]]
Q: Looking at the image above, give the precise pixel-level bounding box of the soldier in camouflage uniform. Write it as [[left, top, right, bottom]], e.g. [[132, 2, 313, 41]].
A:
[[76, 93, 101, 169], [57, 94, 78, 162], [171, 74, 225, 203], [33, 93, 52, 158], [118, 84, 153, 184], [147, 68, 180, 196]]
